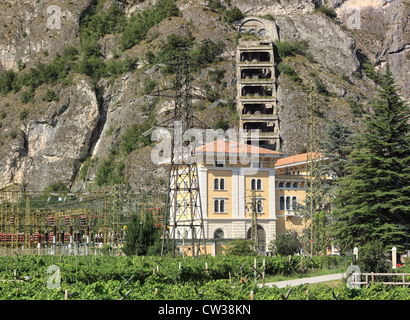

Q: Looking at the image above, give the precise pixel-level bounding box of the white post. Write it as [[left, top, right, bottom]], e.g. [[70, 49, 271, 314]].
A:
[[37, 242, 41, 256], [392, 247, 397, 269], [69, 235, 73, 256], [353, 247, 358, 263]]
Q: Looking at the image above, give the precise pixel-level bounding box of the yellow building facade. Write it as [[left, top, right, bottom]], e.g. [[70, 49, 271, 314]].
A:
[[167, 140, 322, 256]]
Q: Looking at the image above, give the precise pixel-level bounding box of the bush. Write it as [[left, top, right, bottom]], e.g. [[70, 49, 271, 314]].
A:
[[0, 70, 17, 95], [357, 241, 390, 273], [275, 40, 309, 59], [269, 231, 301, 256], [42, 89, 59, 102], [317, 6, 337, 19], [19, 108, 29, 121], [79, 0, 126, 44], [224, 6, 244, 24], [189, 39, 225, 67], [119, 0, 180, 51], [225, 239, 257, 256], [156, 34, 194, 74], [95, 157, 125, 186], [277, 63, 302, 84], [20, 87, 35, 104]]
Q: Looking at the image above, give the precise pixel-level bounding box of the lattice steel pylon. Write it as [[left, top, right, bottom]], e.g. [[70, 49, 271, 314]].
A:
[[305, 86, 322, 256], [161, 49, 207, 258], [249, 190, 259, 253]]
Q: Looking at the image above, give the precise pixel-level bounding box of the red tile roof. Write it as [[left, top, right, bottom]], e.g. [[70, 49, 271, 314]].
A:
[[275, 152, 324, 167], [195, 139, 283, 157]]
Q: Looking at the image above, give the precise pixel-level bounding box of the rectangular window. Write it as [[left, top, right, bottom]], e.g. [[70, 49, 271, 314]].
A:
[[214, 160, 225, 167]]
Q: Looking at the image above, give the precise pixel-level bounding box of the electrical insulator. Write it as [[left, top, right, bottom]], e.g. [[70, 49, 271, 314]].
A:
[[80, 215, 87, 226], [64, 216, 70, 226], [48, 216, 54, 226], [10, 217, 14, 225]]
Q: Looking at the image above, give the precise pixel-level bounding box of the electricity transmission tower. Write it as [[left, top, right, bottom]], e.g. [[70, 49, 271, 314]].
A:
[[305, 86, 322, 256], [249, 190, 259, 253], [159, 49, 207, 258]]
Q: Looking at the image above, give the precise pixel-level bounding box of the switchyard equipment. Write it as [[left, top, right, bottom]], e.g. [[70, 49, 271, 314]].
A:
[[0, 185, 165, 255]]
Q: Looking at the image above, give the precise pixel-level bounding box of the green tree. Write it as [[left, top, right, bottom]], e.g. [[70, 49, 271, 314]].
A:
[[330, 66, 410, 254], [320, 119, 354, 195], [123, 212, 161, 256]]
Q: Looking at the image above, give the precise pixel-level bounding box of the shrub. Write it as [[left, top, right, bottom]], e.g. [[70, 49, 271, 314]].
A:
[[315, 79, 329, 96], [357, 241, 390, 273], [9, 130, 17, 139], [189, 39, 225, 67], [95, 157, 125, 186], [79, 0, 126, 44], [269, 231, 301, 256], [19, 108, 29, 121], [0, 70, 17, 95], [224, 6, 244, 24], [42, 89, 59, 102], [277, 63, 302, 84], [225, 239, 257, 256], [119, 115, 154, 155], [214, 119, 229, 131], [20, 87, 35, 104], [317, 6, 337, 19], [119, 0, 180, 51], [275, 40, 309, 59], [43, 181, 70, 192], [143, 78, 157, 95]]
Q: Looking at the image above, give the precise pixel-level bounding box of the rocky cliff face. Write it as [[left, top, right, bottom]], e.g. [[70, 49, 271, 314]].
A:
[[0, 0, 408, 194]]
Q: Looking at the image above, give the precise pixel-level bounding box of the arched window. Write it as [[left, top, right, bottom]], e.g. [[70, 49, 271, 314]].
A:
[[219, 178, 225, 190], [279, 196, 285, 210], [258, 29, 267, 36], [214, 199, 219, 213], [286, 196, 291, 210], [257, 179, 262, 190], [214, 229, 224, 239], [251, 179, 256, 190], [256, 200, 263, 213], [278, 182, 284, 188], [214, 178, 219, 190], [285, 182, 291, 188], [293, 182, 298, 188], [219, 200, 225, 213], [249, 28, 256, 34], [292, 196, 298, 211]]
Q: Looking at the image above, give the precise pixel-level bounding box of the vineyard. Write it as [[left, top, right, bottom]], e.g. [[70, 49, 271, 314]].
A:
[[0, 254, 409, 300]]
